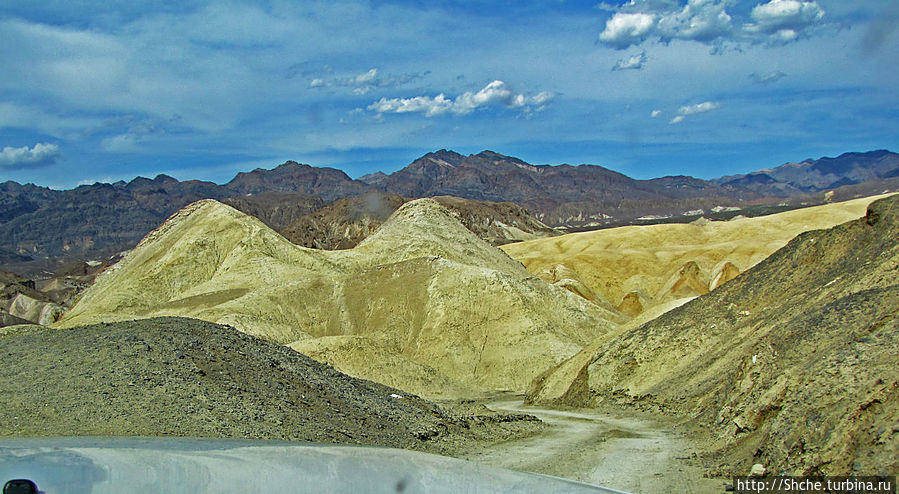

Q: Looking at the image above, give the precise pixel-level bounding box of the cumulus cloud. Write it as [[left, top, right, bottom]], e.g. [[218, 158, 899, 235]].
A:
[[656, 0, 733, 42], [651, 109, 662, 117], [612, 51, 648, 70], [368, 80, 554, 117], [0, 142, 61, 169], [600, 13, 657, 49], [746, 0, 825, 38], [599, 0, 826, 49], [368, 94, 454, 117], [669, 101, 720, 123]]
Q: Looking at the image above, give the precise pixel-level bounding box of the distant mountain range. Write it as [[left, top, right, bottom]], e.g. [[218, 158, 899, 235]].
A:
[[713, 149, 899, 195], [1, 149, 897, 262]]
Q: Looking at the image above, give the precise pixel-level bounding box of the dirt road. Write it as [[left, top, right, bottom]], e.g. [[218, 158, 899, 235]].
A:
[[463, 399, 724, 494]]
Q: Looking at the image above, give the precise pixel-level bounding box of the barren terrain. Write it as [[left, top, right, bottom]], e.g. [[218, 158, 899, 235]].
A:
[[502, 194, 892, 321], [55, 199, 619, 398], [0, 318, 542, 456], [529, 194, 899, 477], [464, 398, 724, 493]]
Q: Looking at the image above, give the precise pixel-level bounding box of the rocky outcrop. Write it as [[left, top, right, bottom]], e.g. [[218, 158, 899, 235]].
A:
[[0, 270, 64, 326], [7, 293, 64, 326], [222, 191, 324, 231], [281, 191, 407, 250], [280, 192, 556, 250], [709, 261, 741, 290]]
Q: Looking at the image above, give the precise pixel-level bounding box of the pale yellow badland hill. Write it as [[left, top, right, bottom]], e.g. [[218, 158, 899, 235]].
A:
[[527, 194, 899, 476], [57, 199, 620, 399], [501, 194, 893, 320]]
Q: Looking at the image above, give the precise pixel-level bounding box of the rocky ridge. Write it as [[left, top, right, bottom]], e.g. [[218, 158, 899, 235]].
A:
[[4, 149, 895, 261]]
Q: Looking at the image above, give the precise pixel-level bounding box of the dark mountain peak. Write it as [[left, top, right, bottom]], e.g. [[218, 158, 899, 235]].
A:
[[403, 151, 466, 176], [648, 175, 714, 189], [473, 150, 504, 159], [835, 149, 893, 160], [152, 174, 178, 184], [358, 171, 388, 185], [0, 181, 51, 195], [126, 176, 153, 187], [415, 149, 466, 167], [432, 149, 466, 160], [223, 160, 366, 201], [723, 172, 778, 186], [651, 174, 701, 182], [276, 160, 310, 169], [76, 181, 116, 190], [471, 150, 532, 168]]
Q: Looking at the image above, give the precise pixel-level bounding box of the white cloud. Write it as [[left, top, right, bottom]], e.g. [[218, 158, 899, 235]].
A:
[[613, 51, 648, 70], [678, 101, 721, 115], [749, 71, 787, 84], [747, 0, 825, 35], [309, 67, 427, 95], [101, 134, 140, 153], [0, 142, 61, 169], [600, 13, 656, 49], [368, 94, 454, 117], [656, 0, 733, 43], [529, 91, 555, 106], [651, 109, 662, 117], [354, 68, 378, 85], [368, 80, 554, 117], [599, 0, 827, 49], [455, 80, 513, 112], [669, 100, 721, 123]]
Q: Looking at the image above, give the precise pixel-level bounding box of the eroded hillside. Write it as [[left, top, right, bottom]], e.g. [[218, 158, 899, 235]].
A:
[[57, 199, 619, 398], [502, 194, 891, 322], [528, 195, 899, 477]]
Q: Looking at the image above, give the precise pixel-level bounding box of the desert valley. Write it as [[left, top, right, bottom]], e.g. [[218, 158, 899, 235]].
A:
[[1, 148, 897, 492]]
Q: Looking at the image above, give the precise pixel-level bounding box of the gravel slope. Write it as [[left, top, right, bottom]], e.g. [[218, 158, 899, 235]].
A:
[[0, 317, 539, 456]]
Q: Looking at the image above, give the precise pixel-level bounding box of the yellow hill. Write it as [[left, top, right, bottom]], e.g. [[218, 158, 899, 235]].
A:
[[501, 194, 892, 319], [58, 199, 617, 398]]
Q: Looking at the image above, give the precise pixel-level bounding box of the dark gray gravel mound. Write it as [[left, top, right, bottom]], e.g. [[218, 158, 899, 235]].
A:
[[0, 317, 538, 454]]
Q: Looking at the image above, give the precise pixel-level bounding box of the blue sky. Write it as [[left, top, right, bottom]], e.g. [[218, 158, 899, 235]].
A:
[[0, 0, 897, 189]]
